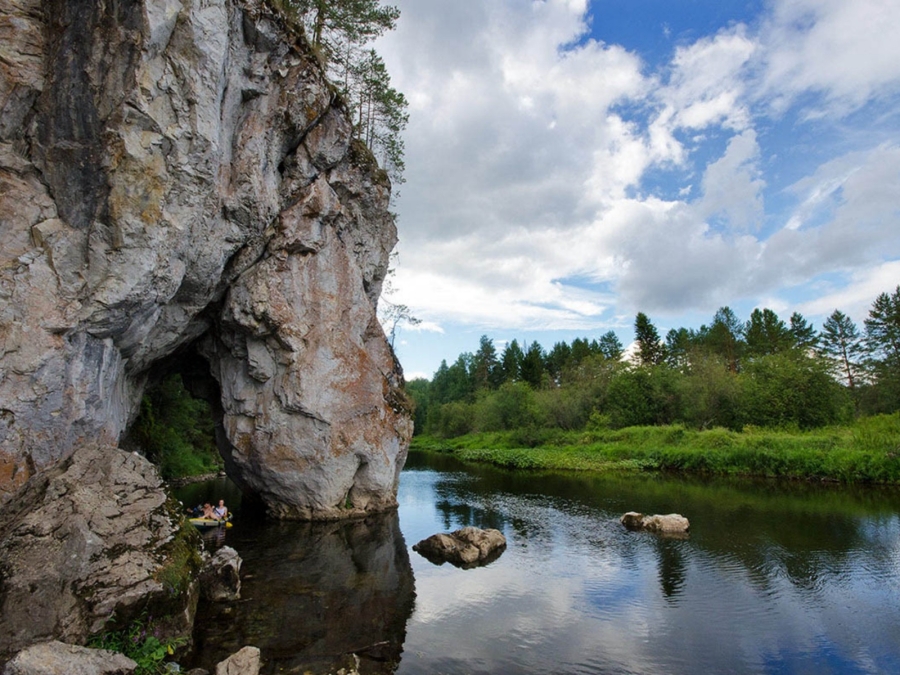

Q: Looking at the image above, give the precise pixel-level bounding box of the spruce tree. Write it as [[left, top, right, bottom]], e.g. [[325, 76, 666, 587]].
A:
[[789, 312, 818, 351], [634, 312, 665, 366], [745, 308, 792, 357], [598, 331, 624, 361]]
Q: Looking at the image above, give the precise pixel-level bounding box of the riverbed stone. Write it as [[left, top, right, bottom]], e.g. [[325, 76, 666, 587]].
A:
[[215, 646, 261, 675], [2, 641, 137, 675], [621, 512, 690, 535], [413, 527, 507, 568], [200, 545, 243, 602]]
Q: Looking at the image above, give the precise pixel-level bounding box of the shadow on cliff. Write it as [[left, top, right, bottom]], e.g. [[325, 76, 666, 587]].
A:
[[186, 509, 416, 674]]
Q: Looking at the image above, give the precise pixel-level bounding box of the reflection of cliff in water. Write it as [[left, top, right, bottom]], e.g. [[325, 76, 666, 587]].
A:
[[188, 511, 415, 674]]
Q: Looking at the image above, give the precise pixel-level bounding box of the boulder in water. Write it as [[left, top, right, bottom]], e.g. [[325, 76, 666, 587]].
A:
[[413, 526, 506, 568], [200, 546, 242, 602], [214, 646, 260, 675], [621, 512, 690, 536]]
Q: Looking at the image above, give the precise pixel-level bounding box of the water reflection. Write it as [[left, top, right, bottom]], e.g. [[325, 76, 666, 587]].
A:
[[181, 455, 900, 675], [398, 452, 900, 674], [188, 511, 415, 675]]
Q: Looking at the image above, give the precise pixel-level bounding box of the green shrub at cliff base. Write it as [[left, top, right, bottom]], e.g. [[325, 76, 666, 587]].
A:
[[130, 374, 222, 480], [89, 612, 187, 675]]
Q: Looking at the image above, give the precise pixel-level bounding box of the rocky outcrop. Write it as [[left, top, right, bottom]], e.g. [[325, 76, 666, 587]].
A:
[[0, 445, 202, 662], [200, 545, 242, 602], [621, 512, 690, 536], [214, 647, 260, 675], [2, 641, 137, 675], [0, 0, 411, 518], [413, 526, 507, 568]]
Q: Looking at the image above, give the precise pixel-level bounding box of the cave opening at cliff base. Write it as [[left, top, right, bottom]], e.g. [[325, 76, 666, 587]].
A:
[[122, 346, 228, 483]]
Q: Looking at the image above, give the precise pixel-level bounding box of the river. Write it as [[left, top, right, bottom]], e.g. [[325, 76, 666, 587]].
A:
[[179, 452, 900, 674]]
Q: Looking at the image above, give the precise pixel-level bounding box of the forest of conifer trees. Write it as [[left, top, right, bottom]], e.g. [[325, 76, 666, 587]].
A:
[[406, 287, 900, 439]]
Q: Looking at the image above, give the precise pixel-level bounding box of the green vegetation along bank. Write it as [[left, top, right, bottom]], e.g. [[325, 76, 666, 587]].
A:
[[411, 413, 900, 484]]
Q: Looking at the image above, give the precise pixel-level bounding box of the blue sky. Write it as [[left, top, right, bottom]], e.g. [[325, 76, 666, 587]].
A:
[[375, 0, 900, 380]]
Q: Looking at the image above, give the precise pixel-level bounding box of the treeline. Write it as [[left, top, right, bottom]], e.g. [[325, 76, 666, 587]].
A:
[[407, 287, 900, 439]]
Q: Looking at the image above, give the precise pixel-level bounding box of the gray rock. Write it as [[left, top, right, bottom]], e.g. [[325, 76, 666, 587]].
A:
[[0, 445, 200, 661], [0, 0, 411, 519], [200, 546, 242, 602], [215, 646, 260, 675], [413, 527, 507, 568], [2, 641, 137, 675], [621, 512, 691, 535]]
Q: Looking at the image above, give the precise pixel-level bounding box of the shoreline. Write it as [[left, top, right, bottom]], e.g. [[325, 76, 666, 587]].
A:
[[409, 413, 900, 485]]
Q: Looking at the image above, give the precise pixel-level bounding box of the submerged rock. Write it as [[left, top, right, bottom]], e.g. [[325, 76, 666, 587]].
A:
[[621, 512, 690, 536], [2, 641, 137, 675], [413, 526, 507, 568]]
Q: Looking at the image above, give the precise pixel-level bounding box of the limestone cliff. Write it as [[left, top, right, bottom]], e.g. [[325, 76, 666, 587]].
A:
[[0, 0, 412, 518]]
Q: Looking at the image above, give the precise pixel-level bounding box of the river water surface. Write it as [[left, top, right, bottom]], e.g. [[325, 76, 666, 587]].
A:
[[180, 452, 900, 674]]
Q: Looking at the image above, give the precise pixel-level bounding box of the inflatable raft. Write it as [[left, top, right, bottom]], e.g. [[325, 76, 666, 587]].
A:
[[189, 516, 232, 529]]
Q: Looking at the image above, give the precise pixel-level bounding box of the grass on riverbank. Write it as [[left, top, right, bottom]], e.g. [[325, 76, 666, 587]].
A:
[[410, 413, 900, 484]]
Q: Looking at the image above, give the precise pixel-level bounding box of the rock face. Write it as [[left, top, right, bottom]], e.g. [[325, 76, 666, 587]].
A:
[[2, 641, 137, 675], [413, 526, 507, 568], [0, 0, 411, 518], [621, 512, 690, 535], [0, 445, 202, 662]]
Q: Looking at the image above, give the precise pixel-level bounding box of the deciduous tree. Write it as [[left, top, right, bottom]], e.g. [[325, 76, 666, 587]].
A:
[[704, 306, 744, 372]]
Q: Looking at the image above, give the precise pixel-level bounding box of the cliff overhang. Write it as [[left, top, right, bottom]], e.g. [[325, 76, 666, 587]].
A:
[[0, 0, 412, 517]]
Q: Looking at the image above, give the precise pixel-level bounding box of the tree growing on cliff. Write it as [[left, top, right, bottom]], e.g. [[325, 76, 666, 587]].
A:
[[290, 0, 400, 57], [381, 299, 420, 349], [278, 0, 407, 185]]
